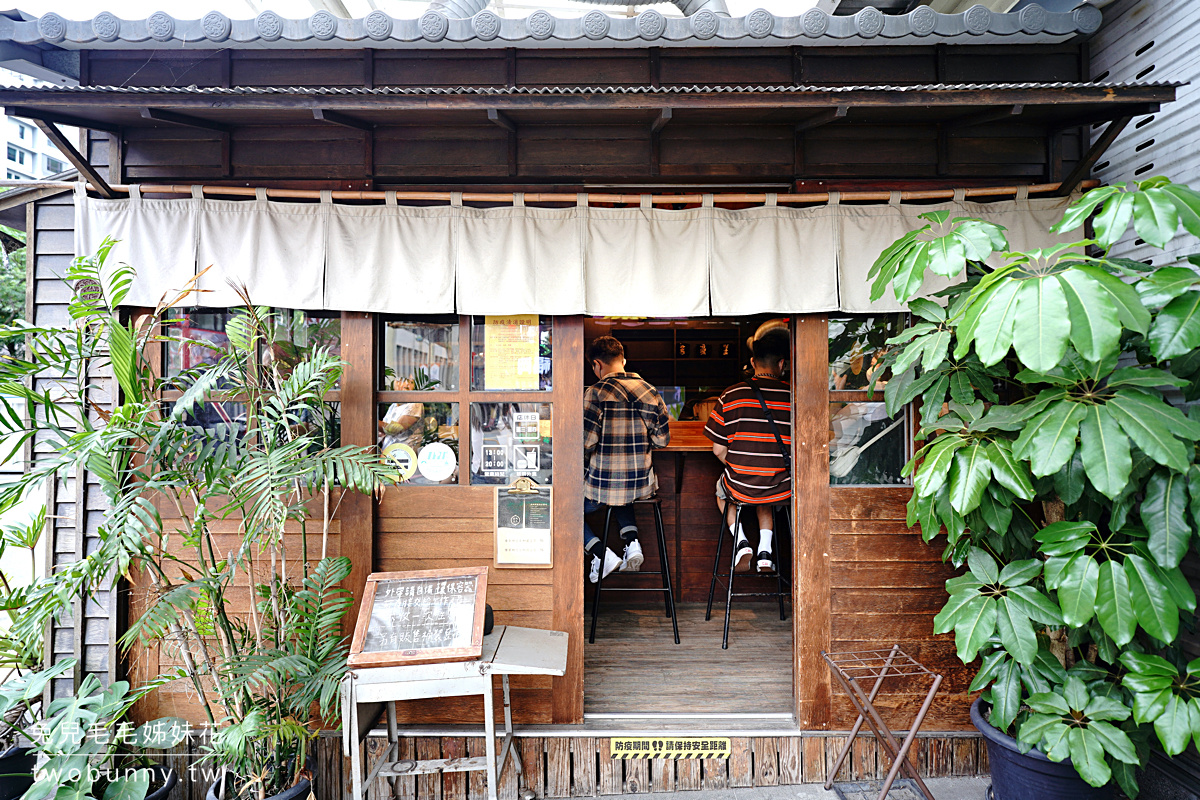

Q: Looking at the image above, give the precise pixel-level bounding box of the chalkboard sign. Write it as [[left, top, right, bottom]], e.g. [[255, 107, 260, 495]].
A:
[[347, 567, 488, 668]]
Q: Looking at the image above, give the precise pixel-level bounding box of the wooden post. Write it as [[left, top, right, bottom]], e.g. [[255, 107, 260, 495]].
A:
[[793, 314, 831, 729], [552, 316, 585, 723], [340, 311, 376, 635]]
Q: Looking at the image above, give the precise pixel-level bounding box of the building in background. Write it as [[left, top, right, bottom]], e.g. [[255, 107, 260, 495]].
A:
[[1, 68, 73, 181]]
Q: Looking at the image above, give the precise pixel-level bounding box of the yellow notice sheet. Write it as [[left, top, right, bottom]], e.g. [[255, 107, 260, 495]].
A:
[[484, 315, 539, 390]]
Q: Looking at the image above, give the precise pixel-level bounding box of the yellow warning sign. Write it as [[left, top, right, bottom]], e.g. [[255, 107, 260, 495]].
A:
[[609, 738, 731, 760]]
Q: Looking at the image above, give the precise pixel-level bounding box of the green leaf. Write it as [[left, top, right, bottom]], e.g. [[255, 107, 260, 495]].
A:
[[1083, 696, 1132, 723], [1035, 520, 1094, 558], [933, 586, 983, 635], [1027, 692, 1070, 716], [949, 444, 991, 515], [1093, 191, 1135, 248], [1058, 269, 1122, 363], [1155, 693, 1193, 756], [1052, 450, 1086, 506], [996, 596, 1038, 665], [913, 437, 964, 498], [1133, 188, 1181, 248], [972, 279, 1022, 366], [893, 241, 932, 303], [1051, 186, 1117, 235], [1160, 183, 1200, 239], [991, 658, 1022, 731], [1007, 585, 1063, 626], [1064, 675, 1089, 712], [1075, 264, 1152, 334], [1137, 266, 1200, 307], [907, 297, 946, 323], [1126, 553, 1180, 643], [1019, 713, 1067, 752], [1150, 290, 1200, 360], [1079, 404, 1132, 500], [869, 231, 921, 302], [1089, 721, 1139, 766], [1106, 365, 1188, 389], [955, 595, 997, 663], [1161, 564, 1197, 613], [999, 559, 1041, 587], [1107, 390, 1192, 473], [1057, 554, 1100, 628], [986, 440, 1035, 500], [1096, 559, 1137, 647], [1188, 465, 1200, 534], [1013, 400, 1085, 478], [1012, 276, 1071, 373], [927, 234, 968, 278], [103, 770, 151, 800], [1143, 469, 1193, 569], [967, 546, 1000, 584], [1068, 728, 1111, 787]]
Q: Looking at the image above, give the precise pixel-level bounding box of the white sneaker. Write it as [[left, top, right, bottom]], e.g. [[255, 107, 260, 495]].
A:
[[734, 539, 753, 573], [590, 548, 623, 583], [621, 540, 644, 572]]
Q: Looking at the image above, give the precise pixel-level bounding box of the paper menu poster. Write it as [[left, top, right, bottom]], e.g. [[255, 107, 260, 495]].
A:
[[484, 315, 539, 390]]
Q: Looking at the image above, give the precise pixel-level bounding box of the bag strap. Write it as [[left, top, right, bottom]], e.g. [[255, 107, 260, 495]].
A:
[[748, 378, 791, 477]]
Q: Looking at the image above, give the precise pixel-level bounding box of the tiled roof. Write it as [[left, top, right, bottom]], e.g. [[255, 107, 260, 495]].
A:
[[1, 5, 1104, 49], [5, 81, 1171, 96]]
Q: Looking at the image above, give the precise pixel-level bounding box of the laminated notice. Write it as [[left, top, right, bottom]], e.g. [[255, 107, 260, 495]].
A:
[[609, 738, 732, 759]]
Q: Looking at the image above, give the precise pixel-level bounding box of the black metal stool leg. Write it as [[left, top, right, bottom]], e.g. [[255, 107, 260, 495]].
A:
[[722, 502, 740, 650], [653, 501, 680, 644], [775, 506, 787, 621], [588, 507, 615, 644], [705, 509, 727, 622]]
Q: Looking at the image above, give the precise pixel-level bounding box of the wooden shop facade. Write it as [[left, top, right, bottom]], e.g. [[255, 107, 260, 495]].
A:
[[0, 5, 1177, 796]]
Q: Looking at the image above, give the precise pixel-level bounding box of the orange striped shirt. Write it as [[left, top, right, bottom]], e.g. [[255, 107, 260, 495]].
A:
[[703, 378, 791, 504]]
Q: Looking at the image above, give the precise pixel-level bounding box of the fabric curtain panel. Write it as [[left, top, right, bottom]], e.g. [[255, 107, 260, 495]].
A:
[[196, 189, 327, 309], [456, 194, 587, 315], [73, 185, 199, 308], [72, 186, 1082, 316], [710, 196, 839, 315], [326, 195, 457, 314], [583, 199, 711, 318]]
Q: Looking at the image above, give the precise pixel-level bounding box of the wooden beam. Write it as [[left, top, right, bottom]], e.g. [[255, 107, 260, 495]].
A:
[[948, 104, 1024, 131], [794, 106, 848, 134], [140, 107, 231, 134], [1048, 104, 1158, 134], [338, 312, 376, 638], [650, 108, 673, 135], [312, 108, 373, 133], [794, 314, 831, 730], [1057, 115, 1133, 196], [30, 119, 114, 198], [6, 107, 120, 134], [487, 108, 517, 134]]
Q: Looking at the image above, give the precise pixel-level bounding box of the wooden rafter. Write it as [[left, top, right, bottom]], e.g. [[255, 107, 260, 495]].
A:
[[29, 119, 114, 198]]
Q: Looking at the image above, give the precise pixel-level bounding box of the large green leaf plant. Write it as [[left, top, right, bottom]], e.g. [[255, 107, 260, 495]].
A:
[[869, 178, 1200, 795], [0, 240, 400, 799]]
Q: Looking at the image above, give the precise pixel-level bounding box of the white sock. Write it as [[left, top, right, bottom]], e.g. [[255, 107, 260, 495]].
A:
[[733, 522, 748, 547], [758, 529, 774, 554]]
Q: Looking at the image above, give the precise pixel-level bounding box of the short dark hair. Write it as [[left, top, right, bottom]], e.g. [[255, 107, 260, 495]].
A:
[[588, 336, 625, 364], [752, 328, 790, 366]]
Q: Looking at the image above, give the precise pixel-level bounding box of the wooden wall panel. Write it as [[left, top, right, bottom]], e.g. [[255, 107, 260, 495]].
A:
[[86, 52, 227, 87], [829, 486, 974, 732], [374, 53, 508, 88]]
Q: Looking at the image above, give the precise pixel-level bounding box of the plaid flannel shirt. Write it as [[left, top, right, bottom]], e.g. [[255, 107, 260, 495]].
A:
[[583, 372, 671, 505]]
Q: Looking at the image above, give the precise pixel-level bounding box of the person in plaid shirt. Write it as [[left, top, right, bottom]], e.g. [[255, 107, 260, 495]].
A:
[[583, 336, 672, 583]]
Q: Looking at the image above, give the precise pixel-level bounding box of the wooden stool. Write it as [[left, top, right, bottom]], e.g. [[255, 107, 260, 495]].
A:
[[588, 496, 680, 645], [704, 501, 790, 649]]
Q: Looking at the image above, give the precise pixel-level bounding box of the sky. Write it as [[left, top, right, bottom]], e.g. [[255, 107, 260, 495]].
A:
[[10, 0, 822, 20]]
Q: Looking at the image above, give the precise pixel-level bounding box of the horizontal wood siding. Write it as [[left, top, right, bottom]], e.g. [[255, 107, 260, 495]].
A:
[[829, 487, 972, 731], [377, 487, 555, 725]]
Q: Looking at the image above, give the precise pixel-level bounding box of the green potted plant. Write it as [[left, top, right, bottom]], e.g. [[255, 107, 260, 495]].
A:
[[0, 658, 185, 800], [0, 240, 399, 800], [866, 177, 1200, 798]]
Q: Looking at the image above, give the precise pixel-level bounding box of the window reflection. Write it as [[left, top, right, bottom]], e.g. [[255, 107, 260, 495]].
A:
[[470, 316, 552, 391], [828, 314, 907, 391], [829, 402, 907, 486], [378, 402, 460, 486], [381, 317, 459, 391], [470, 403, 553, 486]]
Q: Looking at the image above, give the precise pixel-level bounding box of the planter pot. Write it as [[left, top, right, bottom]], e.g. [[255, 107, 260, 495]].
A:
[[144, 765, 178, 800], [0, 746, 33, 800], [972, 697, 1113, 800], [206, 777, 312, 800]]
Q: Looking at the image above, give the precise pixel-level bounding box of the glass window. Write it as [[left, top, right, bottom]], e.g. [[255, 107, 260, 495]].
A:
[[378, 402, 460, 486], [469, 402, 552, 486], [829, 314, 908, 391], [381, 317, 459, 391], [829, 402, 908, 486], [265, 310, 341, 387], [45, 157, 64, 173], [470, 316, 552, 391], [17, 125, 25, 140], [166, 308, 233, 375]]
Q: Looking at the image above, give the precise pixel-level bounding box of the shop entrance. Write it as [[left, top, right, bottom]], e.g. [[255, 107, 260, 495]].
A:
[[580, 316, 795, 716]]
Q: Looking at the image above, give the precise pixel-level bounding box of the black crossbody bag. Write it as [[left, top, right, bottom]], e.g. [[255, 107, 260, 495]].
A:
[[748, 378, 791, 478]]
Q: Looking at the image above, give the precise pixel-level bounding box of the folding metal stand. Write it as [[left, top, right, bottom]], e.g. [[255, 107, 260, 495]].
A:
[[822, 646, 943, 800]]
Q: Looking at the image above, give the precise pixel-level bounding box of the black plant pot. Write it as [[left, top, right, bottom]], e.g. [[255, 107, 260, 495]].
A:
[[0, 746, 34, 800], [206, 777, 312, 800], [972, 697, 1113, 800], [144, 764, 179, 800]]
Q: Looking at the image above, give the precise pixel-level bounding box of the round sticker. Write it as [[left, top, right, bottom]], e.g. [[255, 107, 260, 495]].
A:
[[74, 278, 103, 304], [417, 442, 457, 483], [382, 442, 417, 481]]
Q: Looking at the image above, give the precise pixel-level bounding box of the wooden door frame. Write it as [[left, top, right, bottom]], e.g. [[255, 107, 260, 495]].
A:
[[793, 313, 831, 730]]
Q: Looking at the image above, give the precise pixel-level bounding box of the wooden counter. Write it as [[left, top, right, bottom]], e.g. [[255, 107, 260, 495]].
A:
[[663, 419, 713, 452]]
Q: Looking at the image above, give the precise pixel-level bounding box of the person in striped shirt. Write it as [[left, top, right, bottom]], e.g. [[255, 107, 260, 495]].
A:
[[703, 327, 791, 573], [583, 336, 672, 583]]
